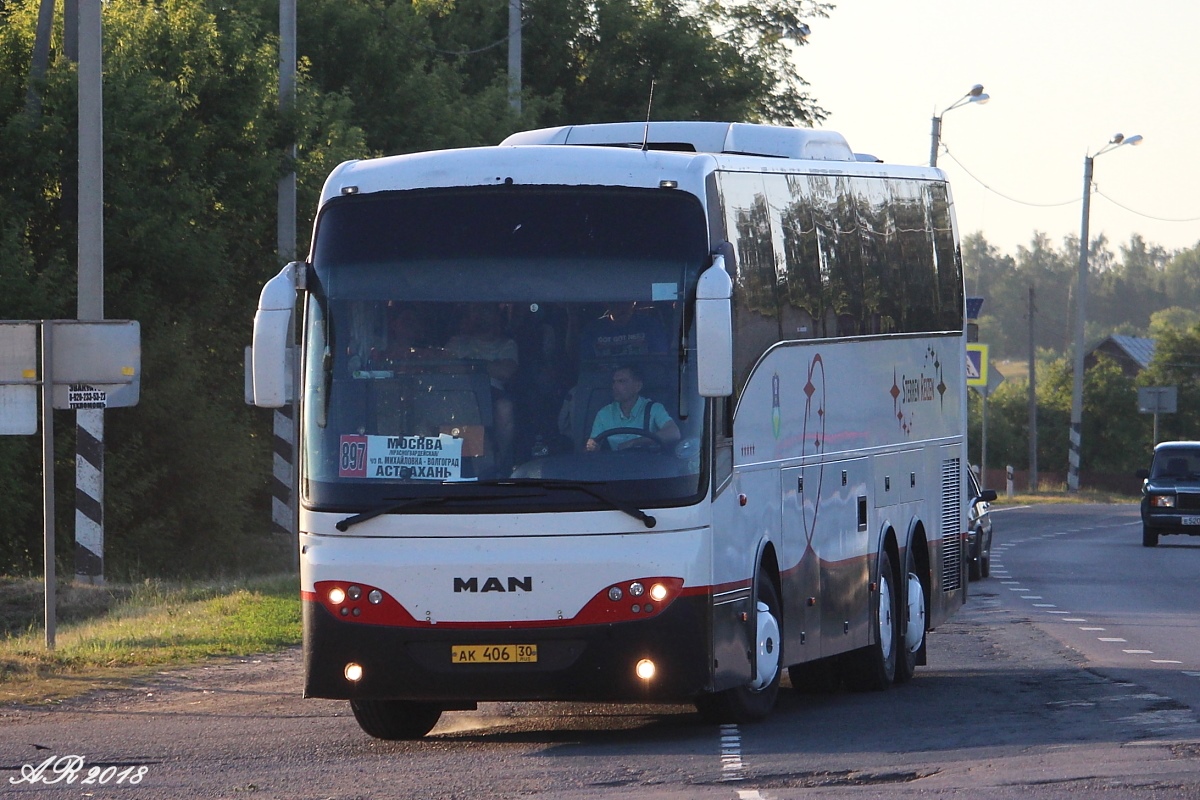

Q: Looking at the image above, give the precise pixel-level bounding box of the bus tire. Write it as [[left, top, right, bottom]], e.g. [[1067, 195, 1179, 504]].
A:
[[895, 547, 926, 684], [844, 549, 898, 692], [695, 575, 782, 724], [350, 698, 442, 740]]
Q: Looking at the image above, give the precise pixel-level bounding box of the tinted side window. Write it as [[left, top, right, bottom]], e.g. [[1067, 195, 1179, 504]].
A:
[[718, 169, 964, 356]]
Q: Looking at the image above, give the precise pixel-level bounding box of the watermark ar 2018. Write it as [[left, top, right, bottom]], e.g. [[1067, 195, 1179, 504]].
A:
[[10, 755, 147, 786]]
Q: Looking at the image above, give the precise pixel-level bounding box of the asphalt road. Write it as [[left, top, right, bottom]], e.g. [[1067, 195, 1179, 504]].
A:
[[2, 503, 1199, 799]]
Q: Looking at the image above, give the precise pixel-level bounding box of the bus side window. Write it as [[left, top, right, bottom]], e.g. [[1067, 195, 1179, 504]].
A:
[[713, 396, 733, 493]]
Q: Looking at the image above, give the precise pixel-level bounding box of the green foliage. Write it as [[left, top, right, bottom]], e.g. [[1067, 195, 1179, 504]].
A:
[[1137, 323, 1200, 442], [0, 0, 363, 577], [970, 353, 1153, 479], [0, 0, 829, 578], [965, 230, 1200, 362]]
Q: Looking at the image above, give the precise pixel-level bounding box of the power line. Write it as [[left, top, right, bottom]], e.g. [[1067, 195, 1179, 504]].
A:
[[1094, 189, 1200, 224], [941, 143, 1200, 225], [399, 16, 531, 57], [939, 144, 1077, 208]]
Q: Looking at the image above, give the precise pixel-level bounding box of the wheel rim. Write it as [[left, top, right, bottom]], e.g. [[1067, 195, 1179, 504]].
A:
[[751, 599, 781, 691], [878, 572, 894, 661], [905, 571, 926, 653]]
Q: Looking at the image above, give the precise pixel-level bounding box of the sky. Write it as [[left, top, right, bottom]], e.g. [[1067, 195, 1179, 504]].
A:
[[798, 0, 1200, 258]]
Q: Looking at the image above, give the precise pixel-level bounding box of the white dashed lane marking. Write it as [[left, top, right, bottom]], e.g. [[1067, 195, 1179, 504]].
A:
[[720, 723, 746, 782], [994, 529, 1197, 686]]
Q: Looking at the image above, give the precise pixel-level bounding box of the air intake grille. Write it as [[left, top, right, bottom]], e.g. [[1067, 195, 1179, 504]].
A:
[[941, 458, 963, 592], [1178, 492, 1200, 511]]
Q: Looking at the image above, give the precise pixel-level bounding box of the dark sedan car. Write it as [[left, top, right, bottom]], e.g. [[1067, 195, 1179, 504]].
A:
[[967, 470, 997, 580], [1137, 441, 1200, 547]]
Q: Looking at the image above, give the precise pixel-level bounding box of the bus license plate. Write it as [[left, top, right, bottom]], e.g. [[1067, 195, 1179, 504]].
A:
[[451, 644, 538, 664], [1183, 516, 1200, 525]]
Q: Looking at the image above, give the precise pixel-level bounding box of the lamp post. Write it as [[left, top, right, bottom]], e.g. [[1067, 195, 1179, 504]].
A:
[[929, 84, 989, 167], [1067, 132, 1143, 492]]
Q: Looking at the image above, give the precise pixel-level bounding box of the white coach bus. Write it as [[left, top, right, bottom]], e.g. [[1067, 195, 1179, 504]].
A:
[[251, 121, 969, 739]]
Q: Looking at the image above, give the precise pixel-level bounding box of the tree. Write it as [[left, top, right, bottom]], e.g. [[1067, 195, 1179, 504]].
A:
[[0, 0, 366, 577], [1138, 323, 1200, 442]]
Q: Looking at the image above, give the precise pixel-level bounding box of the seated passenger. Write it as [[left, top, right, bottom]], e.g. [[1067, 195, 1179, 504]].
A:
[[585, 364, 680, 452], [578, 301, 669, 361], [378, 303, 437, 363], [444, 304, 518, 469]]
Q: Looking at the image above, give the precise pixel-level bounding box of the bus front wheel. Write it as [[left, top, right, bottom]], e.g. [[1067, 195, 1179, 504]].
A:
[[695, 574, 782, 724], [350, 698, 442, 740]]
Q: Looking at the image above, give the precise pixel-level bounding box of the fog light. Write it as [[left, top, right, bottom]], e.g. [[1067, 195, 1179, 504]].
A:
[[368, 589, 383, 605], [649, 583, 668, 602], [635, 659, 656, 681], [344, 662, 363, 682], [328, 587, 346, 604]]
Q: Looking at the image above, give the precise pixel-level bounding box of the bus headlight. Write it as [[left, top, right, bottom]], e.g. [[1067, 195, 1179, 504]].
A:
[[636, 659, 656, 680], [328, 587, 346, 605], [649, 583, 669, 602], [344, 662, 364, 682]]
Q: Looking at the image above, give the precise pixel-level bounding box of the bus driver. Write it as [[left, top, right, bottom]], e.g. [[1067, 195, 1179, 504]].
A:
[[585, 364, 680, 452]]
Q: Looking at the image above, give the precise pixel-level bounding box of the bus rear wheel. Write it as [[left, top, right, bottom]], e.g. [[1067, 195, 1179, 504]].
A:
[[895, 547, 926, 684], [844, 549, 898, 691], [350, 698, 442, 740], [695, 575, 782, 724]]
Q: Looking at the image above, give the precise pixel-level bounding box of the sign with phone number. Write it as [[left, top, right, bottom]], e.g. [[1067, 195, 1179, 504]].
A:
[[339, 433, 465, 481]]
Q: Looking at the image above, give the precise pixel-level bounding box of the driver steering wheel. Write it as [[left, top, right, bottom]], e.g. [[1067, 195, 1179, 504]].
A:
[[591, 427, 669, 452]]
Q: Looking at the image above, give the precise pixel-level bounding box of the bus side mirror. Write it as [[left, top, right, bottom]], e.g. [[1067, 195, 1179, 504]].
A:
[[696, 255, 733, 398], [252, 261, 301, 407]]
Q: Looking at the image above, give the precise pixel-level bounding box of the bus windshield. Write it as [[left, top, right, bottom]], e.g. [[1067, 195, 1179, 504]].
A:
[[301, 186, 709, 513]]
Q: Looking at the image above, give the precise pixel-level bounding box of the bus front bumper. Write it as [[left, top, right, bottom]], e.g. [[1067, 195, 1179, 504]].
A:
[[302, 594, 712, 704]]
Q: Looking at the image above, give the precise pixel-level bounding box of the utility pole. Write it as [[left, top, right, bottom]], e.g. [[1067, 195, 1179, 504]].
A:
[[74, 0, 105, 584], [508, 0, 521, 113], [1027, 286, 1038, 492], [276, 0, 299, 554], [26, 0, 55, 115]]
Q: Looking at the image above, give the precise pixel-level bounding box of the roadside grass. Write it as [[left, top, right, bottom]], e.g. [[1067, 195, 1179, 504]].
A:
[[0, 574, 300, 705], [989, 486, 1138, 507]]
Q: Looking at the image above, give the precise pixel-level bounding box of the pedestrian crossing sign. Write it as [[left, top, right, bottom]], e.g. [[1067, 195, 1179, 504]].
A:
[[966, 344, 988, 387]]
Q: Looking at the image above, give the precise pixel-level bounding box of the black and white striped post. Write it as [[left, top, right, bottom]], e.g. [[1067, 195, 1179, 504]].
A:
[[74, 408, 104, 580], [75, 0, 105, 583], [272, 405, 294, 536]]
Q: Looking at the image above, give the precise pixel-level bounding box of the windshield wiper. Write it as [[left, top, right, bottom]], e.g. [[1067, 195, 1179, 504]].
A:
[[474, 479, 657, 529], [335, 488, 544, 531], [336, 496, 448, 531]]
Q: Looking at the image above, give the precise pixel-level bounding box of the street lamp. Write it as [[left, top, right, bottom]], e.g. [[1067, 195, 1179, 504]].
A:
[[1067, 132, 1143, 492], [929, 84, 989, 167]]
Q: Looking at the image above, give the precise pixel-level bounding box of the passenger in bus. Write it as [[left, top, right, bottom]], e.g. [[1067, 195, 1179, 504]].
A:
[[585, 364, 680, 452], [378, 303, 437, 363], [577, 301, 669, 361], [445, 304, 518, 469]]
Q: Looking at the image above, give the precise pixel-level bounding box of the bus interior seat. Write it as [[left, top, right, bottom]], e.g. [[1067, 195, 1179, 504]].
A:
[[357, 366, 494, 458]]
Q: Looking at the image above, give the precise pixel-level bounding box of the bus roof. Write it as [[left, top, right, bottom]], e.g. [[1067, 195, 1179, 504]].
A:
[[320, 122, 943, 208], [501, 121, 859, 162]]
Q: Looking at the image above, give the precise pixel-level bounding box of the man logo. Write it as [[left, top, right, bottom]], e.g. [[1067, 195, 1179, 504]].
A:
[[454, 576, 533, 593]]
